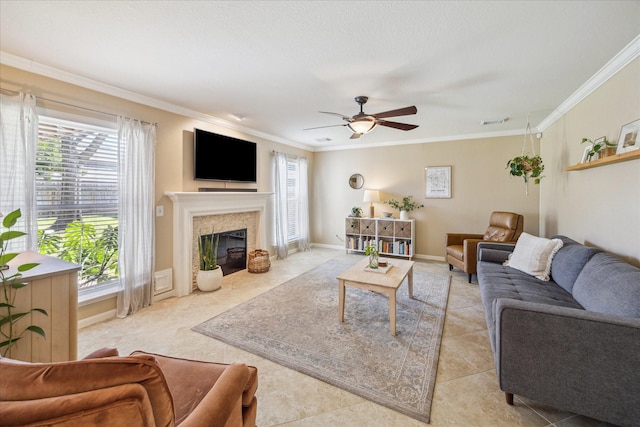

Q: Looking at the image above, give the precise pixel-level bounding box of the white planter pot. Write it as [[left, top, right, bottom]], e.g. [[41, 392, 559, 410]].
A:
[[196, 267, 223, 292], [399, 210, 409, 220]]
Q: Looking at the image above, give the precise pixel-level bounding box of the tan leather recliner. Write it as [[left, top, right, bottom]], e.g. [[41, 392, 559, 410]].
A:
[[0, 348, 258, 427], [446, 211, 524, 283]]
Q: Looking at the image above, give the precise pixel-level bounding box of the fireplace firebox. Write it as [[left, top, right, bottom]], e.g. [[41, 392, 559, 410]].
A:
[[201, 228, 247, 276]]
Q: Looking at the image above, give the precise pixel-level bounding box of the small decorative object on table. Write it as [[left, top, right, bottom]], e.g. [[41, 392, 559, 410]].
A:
[[248, 249, 271, 273], [364, 242, 379, 269]]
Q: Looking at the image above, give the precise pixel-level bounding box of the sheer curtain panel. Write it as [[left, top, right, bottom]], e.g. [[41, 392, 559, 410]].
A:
[[297, 156, 310, 251], [116, 117, 156, 318], [0, 92, 38, 251], [273, 151, 289, 259]]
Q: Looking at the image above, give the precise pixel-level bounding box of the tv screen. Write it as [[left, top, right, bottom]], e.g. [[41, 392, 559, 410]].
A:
[[194, 128, 257, 182]]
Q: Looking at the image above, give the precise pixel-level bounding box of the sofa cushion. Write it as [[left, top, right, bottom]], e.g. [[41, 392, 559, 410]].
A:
[[549, 235, 601, 293], [504, 233, 563, 281], [477, 261, 583, 351], [572, 252, 640, 318]]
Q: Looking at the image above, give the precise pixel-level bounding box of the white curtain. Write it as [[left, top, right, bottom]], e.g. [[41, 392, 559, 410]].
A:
[[297, 156, 310, 251], [0, 92, 38, 251], [273, 151, 289, 259], [116, 117, 156, 318]]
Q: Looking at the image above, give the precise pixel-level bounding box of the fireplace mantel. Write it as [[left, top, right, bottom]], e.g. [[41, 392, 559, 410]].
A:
[[165, 191, 273, 297]]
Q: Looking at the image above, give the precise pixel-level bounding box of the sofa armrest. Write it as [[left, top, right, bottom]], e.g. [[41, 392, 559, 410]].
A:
[[494, 298, 640, 426], [477, 242, 515, 263], [178, 363, 249, 427]]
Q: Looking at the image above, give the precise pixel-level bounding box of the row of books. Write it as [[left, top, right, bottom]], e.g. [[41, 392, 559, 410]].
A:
[[345, 237, 412, 256]]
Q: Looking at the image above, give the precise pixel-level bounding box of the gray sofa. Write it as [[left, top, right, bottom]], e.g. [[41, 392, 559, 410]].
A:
[[476, 235, 640, 427]]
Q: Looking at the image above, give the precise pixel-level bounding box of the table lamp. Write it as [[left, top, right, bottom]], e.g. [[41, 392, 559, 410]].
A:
[[363, 190, 380, 218]]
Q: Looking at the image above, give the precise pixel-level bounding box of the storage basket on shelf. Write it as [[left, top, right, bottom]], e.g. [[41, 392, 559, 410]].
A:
[[248, 249, 271, 273]]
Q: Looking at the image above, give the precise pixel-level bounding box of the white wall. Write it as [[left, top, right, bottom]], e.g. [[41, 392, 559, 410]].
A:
[[311, 135, 541, 258], [540, 58, 640, 266]]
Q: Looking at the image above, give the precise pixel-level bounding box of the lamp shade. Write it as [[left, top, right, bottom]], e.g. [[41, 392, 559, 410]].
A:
[[348, 118, 377, 134], [363, 190, 380, 203]]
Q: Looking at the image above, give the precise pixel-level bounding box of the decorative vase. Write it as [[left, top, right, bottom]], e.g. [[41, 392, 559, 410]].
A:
[[399, 210, 408, 220], [196, 267, 223, 292], [368, 251, 379, 269]]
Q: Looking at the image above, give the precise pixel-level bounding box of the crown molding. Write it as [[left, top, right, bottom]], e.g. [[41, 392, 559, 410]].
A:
[[0, 51, 313, 151], [537, 34, 640, 132]]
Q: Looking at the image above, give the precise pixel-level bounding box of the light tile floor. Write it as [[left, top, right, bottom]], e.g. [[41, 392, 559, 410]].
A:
[[79, 247, 613, 427]]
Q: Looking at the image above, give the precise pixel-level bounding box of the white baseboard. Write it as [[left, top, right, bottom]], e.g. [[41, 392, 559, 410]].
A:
[[78, 309, 117, 329]]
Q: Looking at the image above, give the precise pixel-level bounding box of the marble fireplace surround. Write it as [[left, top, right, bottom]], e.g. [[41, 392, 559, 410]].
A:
[[165, 192, 273, 297]]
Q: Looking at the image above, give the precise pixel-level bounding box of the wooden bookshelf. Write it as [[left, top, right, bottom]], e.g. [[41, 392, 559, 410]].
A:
[[565, 149, 640, 171]]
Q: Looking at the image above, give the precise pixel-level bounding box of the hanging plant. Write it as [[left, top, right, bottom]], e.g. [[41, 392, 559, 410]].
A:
[[506, 117, 544, 194], [506, 154, 544, 184]]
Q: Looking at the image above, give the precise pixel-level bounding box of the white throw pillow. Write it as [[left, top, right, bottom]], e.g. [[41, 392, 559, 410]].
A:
[[504, 232, 563, 281]]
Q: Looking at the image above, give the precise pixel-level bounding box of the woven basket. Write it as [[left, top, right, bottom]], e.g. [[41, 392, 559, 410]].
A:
[[248, 249, 271, 273]]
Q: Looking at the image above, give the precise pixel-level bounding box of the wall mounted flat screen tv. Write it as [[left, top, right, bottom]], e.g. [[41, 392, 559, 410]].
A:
[[194, 128, 257, 182]]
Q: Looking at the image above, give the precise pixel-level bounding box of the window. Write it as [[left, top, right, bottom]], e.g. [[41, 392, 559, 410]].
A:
[[35, 116, 119, 294], [286, 156, 300, 242]]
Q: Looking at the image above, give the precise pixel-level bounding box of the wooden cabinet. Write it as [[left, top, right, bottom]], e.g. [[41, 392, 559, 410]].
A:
[[345, 217, 415, 259], [1, 251, 80, 362]]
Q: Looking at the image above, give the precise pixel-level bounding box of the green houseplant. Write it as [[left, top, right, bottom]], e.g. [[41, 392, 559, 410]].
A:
[[350, 206, 363, 218], [196, 229, 222, 292], [581, 137, 616, 161], [384, 196, 424, 220], [364, 241, 379, 269], [506, 154, 545, 185], [0, 209, 45, 357]]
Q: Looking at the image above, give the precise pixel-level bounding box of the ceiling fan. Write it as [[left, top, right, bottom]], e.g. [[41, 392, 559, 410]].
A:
[[304, 96, 419, 139]]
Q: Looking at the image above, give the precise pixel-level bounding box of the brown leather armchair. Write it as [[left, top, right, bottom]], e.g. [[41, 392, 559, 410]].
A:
[[0, 348, 258, 427], [446, 211, 524, 283]]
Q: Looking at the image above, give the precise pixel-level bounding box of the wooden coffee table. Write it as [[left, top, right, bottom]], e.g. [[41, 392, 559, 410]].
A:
[[337, 257, 415, 335]]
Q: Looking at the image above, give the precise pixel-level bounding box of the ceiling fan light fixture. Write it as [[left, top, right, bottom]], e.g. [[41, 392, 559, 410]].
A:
[[348, 118, 376, 134]]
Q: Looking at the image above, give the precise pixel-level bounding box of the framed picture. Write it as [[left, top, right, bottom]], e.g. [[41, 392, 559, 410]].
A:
[[580, 145, 592, 163], [616, 119, 640, 154], [425, 166, 451, 198]]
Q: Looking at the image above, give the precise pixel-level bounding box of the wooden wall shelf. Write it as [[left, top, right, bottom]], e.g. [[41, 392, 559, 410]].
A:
[[565, 149, 640, 171]]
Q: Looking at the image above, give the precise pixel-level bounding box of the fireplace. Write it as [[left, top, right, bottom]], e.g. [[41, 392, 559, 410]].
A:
[[165, 191, 273, 297], [201, 228, 247, 276]]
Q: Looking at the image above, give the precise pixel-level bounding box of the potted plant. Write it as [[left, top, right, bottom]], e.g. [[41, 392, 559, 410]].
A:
[[1, 209, 45, 357], [364, 241, 379, 269], [506, 154, 545, 195], [196, 228, 222, 292], [384, 196, 424, 220], [349, 206, 363, 218], [581, 137, 616, 161]]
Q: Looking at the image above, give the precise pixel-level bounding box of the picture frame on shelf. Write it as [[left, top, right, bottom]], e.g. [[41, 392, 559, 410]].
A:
[[425, 165, 451, 198], [616, 119, 640, 154], [580, 145, 593, 163]]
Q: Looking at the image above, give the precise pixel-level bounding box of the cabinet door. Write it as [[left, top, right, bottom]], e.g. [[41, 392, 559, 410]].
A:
[[378, 220, 394, 237], [345, 218, 360, 234], [360, 219, 376, 236], [395, 221, 412, 238]]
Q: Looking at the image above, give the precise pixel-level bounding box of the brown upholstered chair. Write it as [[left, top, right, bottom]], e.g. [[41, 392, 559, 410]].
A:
[[446, 211, 524, 283], [0, 348, 258, 427]]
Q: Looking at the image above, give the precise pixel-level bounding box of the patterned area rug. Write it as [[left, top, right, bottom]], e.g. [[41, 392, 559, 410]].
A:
[[193, 259, 450, 423]]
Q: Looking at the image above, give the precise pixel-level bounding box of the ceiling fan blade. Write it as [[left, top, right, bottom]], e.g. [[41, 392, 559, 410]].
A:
[[378, 120, 419, 131], [303, 124, 347, 131], [350, 132, 362, 139], [319, 111, 351, 121], [372, 105, 417, 119]]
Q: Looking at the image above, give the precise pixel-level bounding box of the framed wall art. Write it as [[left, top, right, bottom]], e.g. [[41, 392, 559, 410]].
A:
[[616, 119, 640, 154], [425, 166, 451, 198]]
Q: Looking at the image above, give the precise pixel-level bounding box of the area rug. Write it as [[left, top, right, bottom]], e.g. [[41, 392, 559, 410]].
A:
[[192, 259, 450, 423]]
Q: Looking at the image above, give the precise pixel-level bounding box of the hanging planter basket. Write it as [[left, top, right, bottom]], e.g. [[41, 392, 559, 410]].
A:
[[506, 119, 544, 195]]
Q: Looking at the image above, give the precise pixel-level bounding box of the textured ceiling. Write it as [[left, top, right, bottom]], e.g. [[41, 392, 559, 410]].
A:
[[1, 1, 639, 150]]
